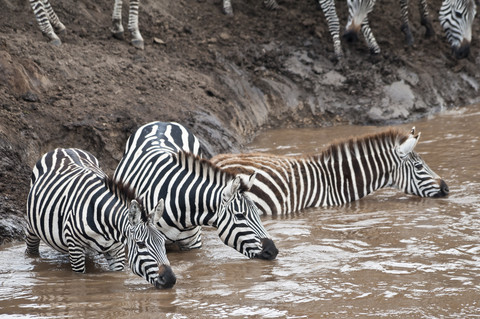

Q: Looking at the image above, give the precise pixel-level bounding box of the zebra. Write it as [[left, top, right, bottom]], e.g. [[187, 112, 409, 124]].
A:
[[113, 121, 278, 260], [29, 0, 144, 49], [439, 0, 477, 59], [25, 148, 176, 289], [211, 127, 449, 215], [344, 0, 476, 58]]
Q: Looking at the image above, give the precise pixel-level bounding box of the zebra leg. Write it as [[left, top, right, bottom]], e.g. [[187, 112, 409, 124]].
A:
[[318, 0, 343, 58], [223, 0, 234, 15], [419, 0, 435, 38], [42, 0, 65, 34], [400, 0, 414, 45], [361, 19, 380, 54], [29, 0, 61, 46], [263, 0, 279, 10], [104, 248, 126, 271], [127, 0, 144, 49], [112, 0, 125, 40], [25, 227, 41, 256], [67, 244, 86, 273]]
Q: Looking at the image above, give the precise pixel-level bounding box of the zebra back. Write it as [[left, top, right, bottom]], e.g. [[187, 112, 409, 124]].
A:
[[211, 128, 449, 215], [26, 148, 175, 288]]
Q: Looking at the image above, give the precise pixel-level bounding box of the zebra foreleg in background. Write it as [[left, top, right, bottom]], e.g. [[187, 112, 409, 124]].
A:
[[419, 0, 435, 38], [29, 0, 65, 45], [400, 0, 434, 46], [112, 0, 144, 49], [318, 0, 343, 58]]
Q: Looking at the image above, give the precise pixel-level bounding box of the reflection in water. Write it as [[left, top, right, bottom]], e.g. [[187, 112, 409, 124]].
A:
[[1, 106, 480, 318]]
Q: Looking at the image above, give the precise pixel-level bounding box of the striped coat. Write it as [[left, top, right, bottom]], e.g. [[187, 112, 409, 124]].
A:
[[211, 128, 449, 215]]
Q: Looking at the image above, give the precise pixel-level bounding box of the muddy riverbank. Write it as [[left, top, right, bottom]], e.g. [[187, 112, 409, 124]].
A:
[[0, 0, 479, 243]]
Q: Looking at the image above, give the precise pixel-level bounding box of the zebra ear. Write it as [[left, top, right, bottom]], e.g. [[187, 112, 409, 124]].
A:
[[245, 172, 257, 191], [398, 127, 421, 156], [128, 200, 143, 226], [223, 176, 241, 200], [150, 198, 164, 225]]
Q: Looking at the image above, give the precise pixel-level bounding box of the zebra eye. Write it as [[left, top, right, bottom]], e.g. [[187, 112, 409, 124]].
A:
[[235, 213, 246, 220], [455, 11, 463, 18], [414, 163, 423, 170], [136, 241, 146, 249]]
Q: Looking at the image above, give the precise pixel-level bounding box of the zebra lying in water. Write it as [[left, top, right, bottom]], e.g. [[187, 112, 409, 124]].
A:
[[29, 0, 144, 49], [211, 127, 449, 215], [26, 148, 176, 289], [113, 122, 278, 260], [344, 0, 477, 58]]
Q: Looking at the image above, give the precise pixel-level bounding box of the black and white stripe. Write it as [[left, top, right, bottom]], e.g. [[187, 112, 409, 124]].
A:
[[211, 127, 449, 215], [113, 122, 278, 260], [439, 0, 477, 59], [29, 0, 144, 49], [26, 148, 176, 288]]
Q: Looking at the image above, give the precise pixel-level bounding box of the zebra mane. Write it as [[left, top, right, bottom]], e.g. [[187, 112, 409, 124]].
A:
[[317, 128, 409, 162], [103, 176, 148, 222], [176, 151, 250, 192]]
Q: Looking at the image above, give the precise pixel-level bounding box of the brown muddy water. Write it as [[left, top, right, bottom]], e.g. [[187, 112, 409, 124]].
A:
[[1, 105, 480, 318]]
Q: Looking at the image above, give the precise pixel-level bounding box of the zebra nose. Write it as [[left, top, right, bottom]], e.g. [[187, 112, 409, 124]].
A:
[[258, 238, 278, 260], [454, 41, 471, 59], [433, 179, 449, 198], [155, 265, 176, 289]]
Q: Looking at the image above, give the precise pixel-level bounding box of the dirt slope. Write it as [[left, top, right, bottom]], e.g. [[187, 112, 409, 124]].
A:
[[0, 0, 479, 243]]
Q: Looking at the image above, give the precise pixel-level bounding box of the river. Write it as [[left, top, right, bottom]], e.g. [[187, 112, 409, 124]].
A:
[[1, 105, 479, 318]]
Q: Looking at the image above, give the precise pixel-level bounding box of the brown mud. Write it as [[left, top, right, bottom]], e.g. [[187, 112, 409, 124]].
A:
[[0, 0, 479, 243]]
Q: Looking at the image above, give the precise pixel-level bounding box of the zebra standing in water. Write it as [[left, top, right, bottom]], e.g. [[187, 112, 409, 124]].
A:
[[113, 122, 278, 260], [26, 148, 176, 288], [211, 128, 449, 215], [29, 0, 144, 48], [344, 0, 476, 58]]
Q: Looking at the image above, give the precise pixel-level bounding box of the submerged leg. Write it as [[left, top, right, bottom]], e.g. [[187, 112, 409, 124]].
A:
[[318, 0, 343, 58], [112, 0, 125, 40], [128, 0, 144, 49], [67, 241, 86, 273], [25, 227, 41, 256], [29, 0, 61, 45], [104, 247, 126, 271], [400, 0, 414, 45]]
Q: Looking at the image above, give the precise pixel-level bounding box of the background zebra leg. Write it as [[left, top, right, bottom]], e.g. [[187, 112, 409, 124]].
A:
[[42, 0, 65, 34], [419, 0, 435, 38], [177, 227, 203, 251], [111, 0, 125, 40], [400, 0, 414, 45], [318, 0, 343, 58], [361, 19, 381, 54], [104, 249, 126, 271], [25, 228, 41, 256], [29, 0, 62, 46], [127, 0, 144, 49], [223, 0, 233, 15], [263, 0, 279, 10]]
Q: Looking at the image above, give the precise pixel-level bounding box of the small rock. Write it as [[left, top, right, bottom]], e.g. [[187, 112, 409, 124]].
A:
[[21, 91, 38, 102]]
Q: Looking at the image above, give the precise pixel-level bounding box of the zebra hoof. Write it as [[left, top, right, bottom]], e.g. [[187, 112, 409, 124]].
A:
[[49, 38, 62, 46], [223, 5, 234, 15], [131, 39, 145, 50], [112, 31, 125, 41]]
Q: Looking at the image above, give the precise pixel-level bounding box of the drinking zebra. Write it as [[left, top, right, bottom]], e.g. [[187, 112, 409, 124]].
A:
[[26, 148, 176, 289], [211, 128, 449, 215], [29, 0, 144, 49], [113, 122, 278, 260], [344, 0, 476, 58]]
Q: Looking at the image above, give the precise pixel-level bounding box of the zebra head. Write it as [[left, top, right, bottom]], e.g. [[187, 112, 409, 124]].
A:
[[392, 128, 449, 198], [216, 174, 278, 260], [127, 199, 176, 289], [439, 0, 477, 59]]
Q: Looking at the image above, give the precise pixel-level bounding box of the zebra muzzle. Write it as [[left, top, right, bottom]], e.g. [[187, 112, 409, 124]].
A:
[[155, 265, 176, 289], [433, 179, 449, 198], [257, 238, 278, 260]]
